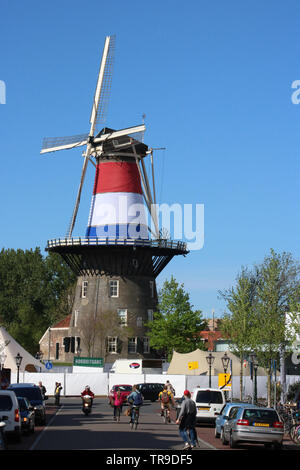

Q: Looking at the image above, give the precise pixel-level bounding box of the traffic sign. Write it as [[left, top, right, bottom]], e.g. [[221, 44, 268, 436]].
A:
[[45, 361, 53, 370], [218, 373, 231, 390], [188, 361, 199, 370]]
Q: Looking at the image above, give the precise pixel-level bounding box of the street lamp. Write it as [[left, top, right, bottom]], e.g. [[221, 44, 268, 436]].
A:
[[206, 352, 215, 388], [221, 352, 230, 373], [14, 353, 23, 384]]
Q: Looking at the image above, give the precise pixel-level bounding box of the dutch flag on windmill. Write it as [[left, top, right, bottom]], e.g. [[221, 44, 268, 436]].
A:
[[86, 158, 149, 239]]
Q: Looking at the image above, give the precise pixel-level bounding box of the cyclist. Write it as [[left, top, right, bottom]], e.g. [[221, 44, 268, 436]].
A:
[[127, 385, 143, 425], [158, 386, 174, 422]]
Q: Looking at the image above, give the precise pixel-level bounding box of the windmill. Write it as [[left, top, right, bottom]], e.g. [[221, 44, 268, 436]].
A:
[[41, 35, 188, 362], [41, 35, 160, 240]]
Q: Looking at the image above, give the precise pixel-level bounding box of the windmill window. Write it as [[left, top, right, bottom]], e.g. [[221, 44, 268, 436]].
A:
[[81, 280, 88, 298], [128, 337, 137, 354], [147, 309, 153, 322], [149, 281, 154, 298], [143, 337, 150, 354], [107, 336, 117, 354], [118, 309, 127, 327], [109, 280, 119, 297]]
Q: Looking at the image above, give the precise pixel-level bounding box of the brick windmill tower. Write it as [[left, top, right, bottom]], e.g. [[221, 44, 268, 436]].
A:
[[41, 36, 188, 364]]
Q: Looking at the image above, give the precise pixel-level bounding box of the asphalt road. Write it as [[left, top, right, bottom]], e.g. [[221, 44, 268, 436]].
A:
[[7, 397, 215, 451], [5, 397, 300, 453]]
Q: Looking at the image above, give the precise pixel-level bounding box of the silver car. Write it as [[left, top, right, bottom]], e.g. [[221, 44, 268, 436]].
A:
[[215, 402, 257, 438], [222, 406, 284, 449]]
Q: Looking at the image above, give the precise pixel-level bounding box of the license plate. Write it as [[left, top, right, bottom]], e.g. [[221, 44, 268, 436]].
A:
[[198, 407, 210, 411], [254, 423, 269, 427]]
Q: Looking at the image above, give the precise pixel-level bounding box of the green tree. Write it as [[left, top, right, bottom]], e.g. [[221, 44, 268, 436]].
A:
[[219, 267, 257, 400], [146, 276, 207, 361], [254, 249, 300, 406], [0, 247, 76, 354]]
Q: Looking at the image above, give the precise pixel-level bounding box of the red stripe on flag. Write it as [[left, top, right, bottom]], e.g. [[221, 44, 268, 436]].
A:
[[93, 161, 142, 195]]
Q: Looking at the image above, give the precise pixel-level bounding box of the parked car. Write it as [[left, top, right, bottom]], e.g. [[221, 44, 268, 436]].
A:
[[135, 383, 165, 402], [191, 388, 226, 423], [17, 397, 35, 434], [108, 384, 132, 406], [0, 390, 21, 442], [221, 406, 284, 449], [7, 383, 47, 425], [215, 402, 257, 438], [0, 421, 6, 450]]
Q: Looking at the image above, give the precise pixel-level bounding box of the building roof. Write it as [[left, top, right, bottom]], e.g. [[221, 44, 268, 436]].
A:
[[52, 314, 72, 329]]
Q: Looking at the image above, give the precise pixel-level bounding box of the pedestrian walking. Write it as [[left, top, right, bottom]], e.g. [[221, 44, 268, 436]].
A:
[[113, 390, 124, 421], [38, 381, 47, 399], [175, 390, 198, 450]]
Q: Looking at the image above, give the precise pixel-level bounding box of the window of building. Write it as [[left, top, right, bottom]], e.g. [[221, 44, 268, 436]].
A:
[[107, 336, 117, 354], [118, 309, 127, 327], [143, 337, 150, 354], [147, 309, 154, 322], [74, 310, 79, 327], [137, 316, 143, 327], [81, 280, 88, 298], [149, 280, 154, 298], [128, 337, 137, 354], [109, 280, 119, 297]]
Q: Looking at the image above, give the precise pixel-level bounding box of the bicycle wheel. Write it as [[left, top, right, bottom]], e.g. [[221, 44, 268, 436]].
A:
[[290, 424, 300, 444]]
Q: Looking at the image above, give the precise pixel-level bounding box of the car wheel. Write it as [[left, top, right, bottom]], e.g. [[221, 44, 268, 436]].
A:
[[229, 432, 237, 449], [221, 428, 228, 445]]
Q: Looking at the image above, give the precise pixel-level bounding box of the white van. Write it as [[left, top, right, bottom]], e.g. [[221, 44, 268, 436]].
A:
[[0, 390, 21, 441], [191, 387, 226, 423]]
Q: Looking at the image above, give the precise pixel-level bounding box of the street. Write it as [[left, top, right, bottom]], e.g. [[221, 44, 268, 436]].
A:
[[5, 397, 299, 453]]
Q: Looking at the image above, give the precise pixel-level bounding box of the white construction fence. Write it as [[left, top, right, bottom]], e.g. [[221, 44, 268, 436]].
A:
[[10, 371, 300, 400]]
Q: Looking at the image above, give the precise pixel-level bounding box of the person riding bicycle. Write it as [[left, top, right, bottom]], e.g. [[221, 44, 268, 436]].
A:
[[127, 385, 143, 423], [159, 386, 174, 422]]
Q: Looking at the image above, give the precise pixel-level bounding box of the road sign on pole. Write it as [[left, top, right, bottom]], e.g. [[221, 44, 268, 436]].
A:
[[218, 373, 231, 390]]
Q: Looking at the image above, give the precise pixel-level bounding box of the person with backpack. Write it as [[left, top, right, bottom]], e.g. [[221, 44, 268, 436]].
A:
[[158, 386, 174, 422], [127, 385, 144, 425]]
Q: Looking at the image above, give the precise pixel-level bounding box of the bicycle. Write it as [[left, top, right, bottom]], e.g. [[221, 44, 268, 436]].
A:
[[161, 405, 171, 424], [130, 405, 140, 430]]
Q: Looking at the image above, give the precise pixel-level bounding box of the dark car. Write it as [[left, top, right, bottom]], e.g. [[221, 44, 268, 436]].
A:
[[17, 397, 35, 434], [135, 383, 165, 402], [8, 384, 47, 425]]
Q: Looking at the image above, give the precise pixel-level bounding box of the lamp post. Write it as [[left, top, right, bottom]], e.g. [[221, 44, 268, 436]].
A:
[[253, 360, 258, 405], [206, 352, 215, 388], [221, 352, 231, 399], [15, 353, 23, 384], [249, 353, 257, 404]]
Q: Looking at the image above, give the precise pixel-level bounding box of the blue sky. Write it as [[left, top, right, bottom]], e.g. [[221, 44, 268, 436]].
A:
[[1, 0, 300, 318]]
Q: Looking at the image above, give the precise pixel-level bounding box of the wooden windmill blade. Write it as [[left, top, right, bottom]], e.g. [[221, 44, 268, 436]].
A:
[[66, 35, 115, 238]]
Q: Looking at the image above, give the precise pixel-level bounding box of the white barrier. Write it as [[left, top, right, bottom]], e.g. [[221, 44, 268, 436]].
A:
[[9, 372, 300, 400]]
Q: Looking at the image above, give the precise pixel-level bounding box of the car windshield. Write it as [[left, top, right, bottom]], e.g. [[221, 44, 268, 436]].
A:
[[115, 386, 132, 392], [195, 390, 223, 404], [10, 388, 42, 401], [0, 396, 12, 411], [242, 409, 279, 422]]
